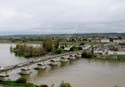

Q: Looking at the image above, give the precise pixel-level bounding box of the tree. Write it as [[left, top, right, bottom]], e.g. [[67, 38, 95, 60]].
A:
[[81, 51, 93, 58], [40, 84, 48, 87], [109, 38, 113, 42], [54, 48, 63, 54], [10, 45, 13, 52], [118, 36, 122, 40], [12, 44, 46, 58], [79, 42, 85, 45], [43, 38, 53, 52], [70, 46, 82, 51], [54, 39, 59, 49], [16, 77, 27, 83], [59, 81, 72, 87]]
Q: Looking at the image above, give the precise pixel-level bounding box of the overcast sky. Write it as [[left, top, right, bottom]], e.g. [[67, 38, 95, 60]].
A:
[[0, 0, 125, 34]]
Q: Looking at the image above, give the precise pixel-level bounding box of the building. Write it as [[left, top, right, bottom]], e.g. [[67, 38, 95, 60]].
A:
[[64, 46, 72, 51], [108, 50, 125, 55], [113, 40, 125, 44], [101, 39, 110, 43]]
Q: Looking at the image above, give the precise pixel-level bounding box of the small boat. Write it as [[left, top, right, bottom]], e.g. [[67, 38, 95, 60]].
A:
[[34, 63, 47, 70], [19, 68, 31, 75]]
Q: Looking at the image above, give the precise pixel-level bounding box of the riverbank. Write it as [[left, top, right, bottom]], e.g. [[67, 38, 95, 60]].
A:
[[81, 51, 125, 62], [0, 80, 120, 87], [0, 81, 39, 87], [0, 80, 72, 87], [93, 55, 125, 62]]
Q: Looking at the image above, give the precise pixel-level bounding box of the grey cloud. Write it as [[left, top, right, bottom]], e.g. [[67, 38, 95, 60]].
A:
[[0, 0, 125, 34]]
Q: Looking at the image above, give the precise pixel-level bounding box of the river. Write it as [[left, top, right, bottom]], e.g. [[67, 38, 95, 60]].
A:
[[0, 44, 27, 67], [0, 44, 125, 87]]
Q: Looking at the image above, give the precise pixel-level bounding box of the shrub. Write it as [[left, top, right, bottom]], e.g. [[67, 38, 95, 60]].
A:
[[59, 81, 72, 87], [40, 84, 48, 87], [117, 55, 125, 61], [70, 46, 82, 51], [16, 77, 27, 83], [54, 48, 63, 54], [80, 42, 85, 45], [78, 47, 82, 50], [113, 85, 120, 87], [81, 51, 93, 58]]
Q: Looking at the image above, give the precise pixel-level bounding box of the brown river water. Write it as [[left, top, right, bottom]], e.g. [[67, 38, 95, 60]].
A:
[[0, 44, 125, 87]]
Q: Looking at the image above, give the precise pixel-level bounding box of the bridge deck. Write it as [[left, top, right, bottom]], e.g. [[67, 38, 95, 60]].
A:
[[0, 51, 83, 73]]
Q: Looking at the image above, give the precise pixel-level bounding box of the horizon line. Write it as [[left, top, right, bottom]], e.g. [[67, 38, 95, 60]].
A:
[[0, 32, 125, 36]]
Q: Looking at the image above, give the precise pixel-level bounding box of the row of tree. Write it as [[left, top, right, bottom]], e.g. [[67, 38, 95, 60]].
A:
[[11, 38, 85, 58], [11, 38, 60, 58], [11, 44, 46, 58]]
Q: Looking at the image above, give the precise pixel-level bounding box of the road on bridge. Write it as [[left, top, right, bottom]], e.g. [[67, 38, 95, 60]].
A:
[[0, 51, 83, 73]]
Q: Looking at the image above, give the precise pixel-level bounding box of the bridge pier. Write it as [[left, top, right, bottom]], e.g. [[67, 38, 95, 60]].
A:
[[0, 71, 9, 81], [34, 62, 47, 70], [0, 51, 82, 78], [60, 57, 69, 65], [19, 66, 31, 75], [48, 59, 61, 67]]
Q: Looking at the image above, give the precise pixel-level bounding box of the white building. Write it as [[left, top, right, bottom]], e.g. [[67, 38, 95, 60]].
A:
[[108, 50, 125, 55], [94, 49, 108, 55], [113, 40, 125, 44], [101, 39, 110, 43], [64, 46, 73, 51], [80, 45, 91, 50]]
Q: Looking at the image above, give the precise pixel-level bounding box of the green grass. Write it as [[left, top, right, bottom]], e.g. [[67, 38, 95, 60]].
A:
[[60, 41, 106, 46], [0, 81, 39, 87], [62, 41, 95, 45], [90, 55, 125, 62], [117, 55, 125, 61], [0, 40, 43, 44]]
